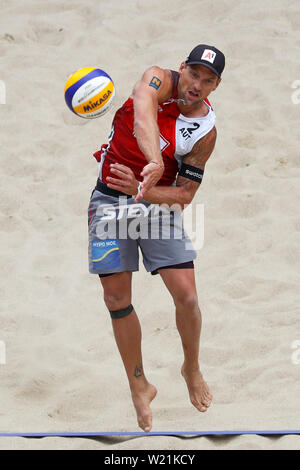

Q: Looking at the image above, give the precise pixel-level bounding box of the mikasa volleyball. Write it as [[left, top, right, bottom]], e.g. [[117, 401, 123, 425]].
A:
[[64, 67, 115, 119]]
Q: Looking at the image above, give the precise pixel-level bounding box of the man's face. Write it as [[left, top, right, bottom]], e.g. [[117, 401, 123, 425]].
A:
[[178, 62, 221, 106]]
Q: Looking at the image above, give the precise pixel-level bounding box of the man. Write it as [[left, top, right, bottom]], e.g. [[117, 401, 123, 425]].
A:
[[88, 44, 225, 433]]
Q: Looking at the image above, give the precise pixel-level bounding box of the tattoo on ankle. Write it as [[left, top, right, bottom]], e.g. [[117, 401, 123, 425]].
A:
[[133, 365, 143, 378]]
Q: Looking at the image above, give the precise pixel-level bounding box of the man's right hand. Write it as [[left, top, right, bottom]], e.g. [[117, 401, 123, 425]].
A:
[[135, 161, 164, 202]]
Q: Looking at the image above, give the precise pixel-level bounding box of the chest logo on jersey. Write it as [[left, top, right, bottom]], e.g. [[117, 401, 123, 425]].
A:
[[132, 131, 170, 152], [179, 122, 200, 141], [160, 134, 170, 152]]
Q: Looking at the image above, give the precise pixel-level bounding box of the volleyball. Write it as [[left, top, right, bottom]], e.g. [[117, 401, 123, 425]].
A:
[[64, 67, 115, 119]]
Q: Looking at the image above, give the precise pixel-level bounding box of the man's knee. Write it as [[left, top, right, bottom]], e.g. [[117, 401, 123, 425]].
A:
[[100, 272, 132, 311], [103, 290, 131, 311], [173, 291, 199, 311]]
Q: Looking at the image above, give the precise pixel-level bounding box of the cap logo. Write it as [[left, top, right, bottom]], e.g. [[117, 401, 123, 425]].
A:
[[201, 49, 216, 64]]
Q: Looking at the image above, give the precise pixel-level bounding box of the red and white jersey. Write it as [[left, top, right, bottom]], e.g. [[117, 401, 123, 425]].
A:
[[93, 71, 216, 186]]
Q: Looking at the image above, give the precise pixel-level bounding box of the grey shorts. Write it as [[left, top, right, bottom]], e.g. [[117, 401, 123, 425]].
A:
[[88, 186, 197, 275]]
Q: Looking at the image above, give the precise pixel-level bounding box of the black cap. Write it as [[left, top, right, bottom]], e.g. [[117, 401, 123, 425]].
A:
[[186, 44, 225, 77]]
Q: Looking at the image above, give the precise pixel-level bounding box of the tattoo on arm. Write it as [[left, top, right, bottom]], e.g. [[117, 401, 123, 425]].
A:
[[176, 127, 217, 198], [149, 76, 162, 90]]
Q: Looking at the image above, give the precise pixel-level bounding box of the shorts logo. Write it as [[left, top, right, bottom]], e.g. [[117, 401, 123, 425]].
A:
[[201, 49, 216, 64], [92, 239, 121, 270], [149, 76, 162, 90]]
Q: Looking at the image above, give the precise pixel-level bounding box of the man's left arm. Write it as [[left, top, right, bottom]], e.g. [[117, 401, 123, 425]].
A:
[[141, 126, 217, 208]]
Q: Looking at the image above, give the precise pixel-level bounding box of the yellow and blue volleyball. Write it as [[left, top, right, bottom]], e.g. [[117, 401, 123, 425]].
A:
[[64, 67, 115, 119]]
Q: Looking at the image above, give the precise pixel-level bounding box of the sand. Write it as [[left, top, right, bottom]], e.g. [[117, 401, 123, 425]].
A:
[[0, 0, 300, 450]]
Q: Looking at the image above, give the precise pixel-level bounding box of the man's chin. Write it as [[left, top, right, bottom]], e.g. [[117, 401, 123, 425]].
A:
[[176, 92, 201, 107], [183, 97, 202, 107]]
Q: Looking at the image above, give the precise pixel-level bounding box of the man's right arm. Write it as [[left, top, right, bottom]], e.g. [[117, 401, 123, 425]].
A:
[[131, 66, 172, 201]]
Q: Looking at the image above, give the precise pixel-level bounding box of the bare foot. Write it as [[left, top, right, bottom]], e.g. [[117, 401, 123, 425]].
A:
[[181, 364, 213, 412], [131, 383, 157, 432]]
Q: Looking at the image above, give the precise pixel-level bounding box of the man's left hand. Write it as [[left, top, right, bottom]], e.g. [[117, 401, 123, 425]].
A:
[[107, 163, 140, 200]]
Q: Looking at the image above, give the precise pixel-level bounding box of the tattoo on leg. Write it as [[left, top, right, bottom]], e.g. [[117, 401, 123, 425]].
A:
[[133, 364, 144, 378]]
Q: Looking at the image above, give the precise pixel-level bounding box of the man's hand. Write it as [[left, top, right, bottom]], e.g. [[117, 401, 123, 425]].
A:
[[106, 163, 140, 200], [136, 161, 164, 202]]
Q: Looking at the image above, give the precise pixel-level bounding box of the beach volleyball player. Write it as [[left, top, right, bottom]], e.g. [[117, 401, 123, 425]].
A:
[[88, 45, 225, 432]]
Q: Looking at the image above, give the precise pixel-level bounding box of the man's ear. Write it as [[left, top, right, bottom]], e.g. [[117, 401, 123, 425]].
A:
[[179, 61, 186, 74], [213, 77, 222, 91]]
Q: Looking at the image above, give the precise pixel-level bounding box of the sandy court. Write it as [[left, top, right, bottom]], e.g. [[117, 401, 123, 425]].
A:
[[0, 0, 300, 450]]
